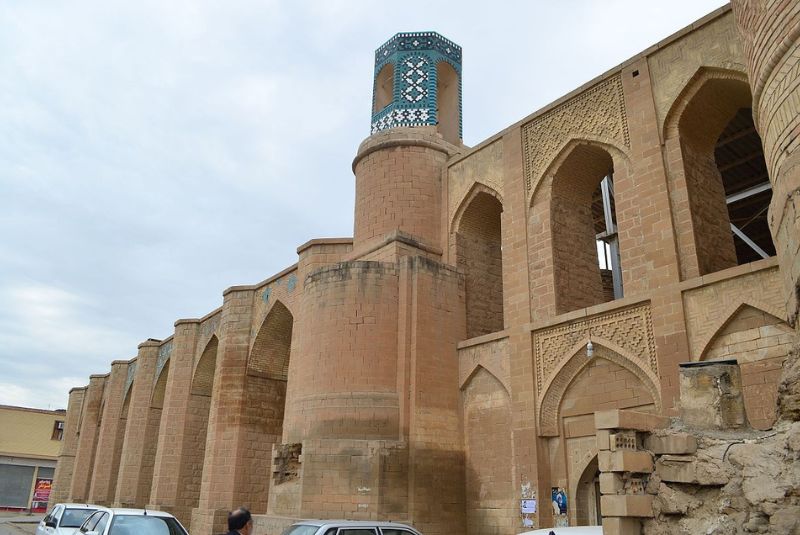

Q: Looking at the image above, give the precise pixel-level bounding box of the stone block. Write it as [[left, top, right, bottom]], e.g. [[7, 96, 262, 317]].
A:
[[600, 494, 654, 517], [599, 472, 624, 494], [595, 409, 669, 432], [654, 454, 730, 485], [643, 432, 697, 454], [598, 450, 654, 473], [602, 516, 641, 535], [679, 361, 748, 430], [597, 429, 611, 451]]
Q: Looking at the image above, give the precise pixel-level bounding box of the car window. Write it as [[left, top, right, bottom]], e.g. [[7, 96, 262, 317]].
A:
[[93, 513, 110, 534], [108, 514, 187, 535], [324, 529, 337, 535], [281, 526, 320, 535], [338, 530, 378, 535], [63, 509, 98, 528], [80, 511, 103, 532], [381, 530, 414, 535]]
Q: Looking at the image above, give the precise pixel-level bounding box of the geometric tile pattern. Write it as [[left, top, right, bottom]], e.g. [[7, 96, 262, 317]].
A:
[[371, 32, 462, 137]]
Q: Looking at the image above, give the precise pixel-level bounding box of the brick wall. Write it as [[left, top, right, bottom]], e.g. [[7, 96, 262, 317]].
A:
[[68, 375, 105, 502], [462, 368, 515, 535]]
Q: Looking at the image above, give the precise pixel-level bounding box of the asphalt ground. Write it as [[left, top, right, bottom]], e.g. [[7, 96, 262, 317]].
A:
[[0, 513, 43, 535]]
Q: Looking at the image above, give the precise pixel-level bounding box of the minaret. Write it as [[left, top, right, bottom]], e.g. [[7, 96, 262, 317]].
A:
[[371, 32, 462, 143], [271, 33, 467, 533], [353, 32, 463, 255]]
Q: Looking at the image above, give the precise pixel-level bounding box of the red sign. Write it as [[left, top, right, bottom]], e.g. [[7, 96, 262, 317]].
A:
[[31, 479, 52, 512]]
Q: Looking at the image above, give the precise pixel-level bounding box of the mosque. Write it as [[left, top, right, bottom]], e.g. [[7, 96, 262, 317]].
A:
[[51, 2, 800, 534]]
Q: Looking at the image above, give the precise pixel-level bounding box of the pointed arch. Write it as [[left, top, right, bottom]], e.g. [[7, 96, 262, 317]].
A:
[[538, 340, 661, 436], [151, 360, 170, 409], [462, 366, 516, 533], [460, 364, 510, 397], [451, 182, 503, 234], [663, 67, 750, 142], [529, 137, 631, 208], [192, 335, 218, 396], [452, 184, 504, 339], [249, 300, 294, 379], [698, 300, 788, 360]]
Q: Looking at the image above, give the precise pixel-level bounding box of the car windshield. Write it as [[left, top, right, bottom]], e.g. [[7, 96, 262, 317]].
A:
[[281, 525, 320, 535], [60, 509, 97, 528], [108, 515, 187, 535]]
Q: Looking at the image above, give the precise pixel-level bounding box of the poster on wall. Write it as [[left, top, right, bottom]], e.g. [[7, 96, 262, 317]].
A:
[[551, 487, 568, 527], [31, 479, 52, 512]]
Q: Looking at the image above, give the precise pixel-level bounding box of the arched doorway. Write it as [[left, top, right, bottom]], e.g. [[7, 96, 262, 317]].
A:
[[575, 456, 601, 526]]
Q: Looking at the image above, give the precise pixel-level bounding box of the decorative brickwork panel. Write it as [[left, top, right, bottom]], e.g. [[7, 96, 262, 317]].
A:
[[534, 303, 657, 395], [521, 74, 629, 193], [540, 346, 659, 436]]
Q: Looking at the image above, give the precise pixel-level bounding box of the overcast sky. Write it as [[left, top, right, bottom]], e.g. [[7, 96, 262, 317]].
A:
[[1, 0, 727, 411]]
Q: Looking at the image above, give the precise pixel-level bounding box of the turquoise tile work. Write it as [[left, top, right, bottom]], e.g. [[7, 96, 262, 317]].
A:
[[371, 32, 462, 138]]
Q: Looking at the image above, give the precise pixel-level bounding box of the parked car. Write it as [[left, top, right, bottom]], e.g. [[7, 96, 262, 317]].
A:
[[37, 504, 100, 535], [75, 507, 189, 535], [281, 520, 423, 535], [520, 527, 603, 535]]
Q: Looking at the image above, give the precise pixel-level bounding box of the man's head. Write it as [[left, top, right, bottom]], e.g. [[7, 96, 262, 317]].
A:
[[228, 507, 252, 534]]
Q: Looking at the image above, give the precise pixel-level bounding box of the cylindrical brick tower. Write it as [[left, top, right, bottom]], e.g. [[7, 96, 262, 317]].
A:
[[352, 32, 463, 253]]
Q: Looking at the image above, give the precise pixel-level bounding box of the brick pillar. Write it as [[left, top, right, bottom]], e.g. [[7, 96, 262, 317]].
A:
[[69, 374, 106, 502], [50, 387, 86, 504], [501, 127, 551, 529], [88, 360, 130, 505], [114, 340, 161, 507], [595, 409, 668, 535], [732, 0, 800, 328], [192, 288, 255, 535], [148, 319, 201, 526], [400, 257, 466, 535], [620, 58, 691, 414]]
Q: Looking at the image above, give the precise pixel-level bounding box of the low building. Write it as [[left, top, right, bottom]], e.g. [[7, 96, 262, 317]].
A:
[[0, 404, 64, 512]]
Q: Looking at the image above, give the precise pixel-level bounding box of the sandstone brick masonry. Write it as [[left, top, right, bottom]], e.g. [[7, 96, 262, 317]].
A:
[[52, 5, 800, 534]]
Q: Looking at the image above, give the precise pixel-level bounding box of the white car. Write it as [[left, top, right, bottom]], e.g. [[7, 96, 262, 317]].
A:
[[281, 520, 423, 535], [37, 504, 100, 535], [75, 507, 189, 535], [520, 527, 603, 535]]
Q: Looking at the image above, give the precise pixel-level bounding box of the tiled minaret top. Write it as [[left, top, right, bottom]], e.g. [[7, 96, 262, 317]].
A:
[[370, 32, 462, 142]]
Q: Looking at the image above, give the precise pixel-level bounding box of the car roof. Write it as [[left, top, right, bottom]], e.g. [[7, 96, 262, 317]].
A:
[[57, 504, 102, 509], [294, 520, 418, 529], [107, 508, 177, 518]]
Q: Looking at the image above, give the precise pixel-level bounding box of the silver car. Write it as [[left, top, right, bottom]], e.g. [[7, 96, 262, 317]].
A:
[[281, 520, 423, 535], [37, 504, 100, 535], [75, 507, 189, 535]]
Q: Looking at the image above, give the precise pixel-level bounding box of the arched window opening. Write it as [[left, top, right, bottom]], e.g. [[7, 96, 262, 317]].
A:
[[373, 63, 394, 114], [436, 61, 459, 144], [247, 301, 294, 514], [714, 108, 775, 264], [676, 76, 774, 275], [552, 144, 621, 314], [456, 191, 504, 339], [179, 335, 218, 514]]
